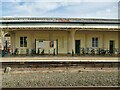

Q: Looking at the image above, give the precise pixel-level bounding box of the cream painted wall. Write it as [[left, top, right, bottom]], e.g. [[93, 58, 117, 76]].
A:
[[10, 30, 119, 54], [15, 31, 32, 54], [86, 31, 103, 48], [75, 31, 85, 48], [12, 30, 68, 54], [51, 31, 68, 54], [118, 31, 120, 51], [75, 31, 118, 49], [104, 32, 118, 49], [75, 31, 104, 49]]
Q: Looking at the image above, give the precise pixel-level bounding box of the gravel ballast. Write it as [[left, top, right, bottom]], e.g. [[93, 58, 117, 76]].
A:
[[2, 67, 119, 88]]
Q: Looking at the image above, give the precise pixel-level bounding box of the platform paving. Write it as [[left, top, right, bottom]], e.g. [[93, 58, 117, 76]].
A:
[[0, 56, 119, 62]]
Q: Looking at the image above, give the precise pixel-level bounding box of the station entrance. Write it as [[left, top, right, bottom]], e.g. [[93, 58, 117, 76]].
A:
[[109, 40, 115, 54], [75, 40, 81, 54]]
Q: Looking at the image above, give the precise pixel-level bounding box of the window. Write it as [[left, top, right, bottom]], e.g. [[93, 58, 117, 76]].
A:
[[92, 37, 98, 47], [20, 37, 27, 47]]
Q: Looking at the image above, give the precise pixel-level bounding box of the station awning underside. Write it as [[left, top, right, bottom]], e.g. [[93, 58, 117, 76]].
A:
[[0, 26, 119, 32]]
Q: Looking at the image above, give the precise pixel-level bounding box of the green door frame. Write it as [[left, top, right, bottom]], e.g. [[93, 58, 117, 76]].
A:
[[75, 40, 80, 54], [109, 40, 115, 54]]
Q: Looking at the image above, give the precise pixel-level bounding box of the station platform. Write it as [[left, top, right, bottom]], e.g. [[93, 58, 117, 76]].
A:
[[0, 56, 119, 63]]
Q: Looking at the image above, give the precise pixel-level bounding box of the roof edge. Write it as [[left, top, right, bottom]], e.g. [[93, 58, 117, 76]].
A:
[[0, 17, 119, 21]]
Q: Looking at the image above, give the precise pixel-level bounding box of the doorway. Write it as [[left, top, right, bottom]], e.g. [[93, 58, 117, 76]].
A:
[[75, 40, 80, 54], [109, 40, 115, 54]]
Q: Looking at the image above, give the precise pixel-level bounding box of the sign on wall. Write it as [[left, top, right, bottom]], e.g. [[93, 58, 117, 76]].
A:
[[39, 41, 44, 49], [35, 40, 56, 54], [50, 41, 54, 47]]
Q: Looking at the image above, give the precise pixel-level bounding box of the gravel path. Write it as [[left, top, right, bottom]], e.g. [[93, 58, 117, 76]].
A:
[[2, 67, 119, 88]]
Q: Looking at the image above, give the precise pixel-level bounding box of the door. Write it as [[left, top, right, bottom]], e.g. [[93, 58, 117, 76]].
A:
[[109, 40, 115, 54], [75, 40, 80, 54]]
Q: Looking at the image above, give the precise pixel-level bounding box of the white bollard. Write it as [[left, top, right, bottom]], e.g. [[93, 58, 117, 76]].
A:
[[4, 67, 11, 73]]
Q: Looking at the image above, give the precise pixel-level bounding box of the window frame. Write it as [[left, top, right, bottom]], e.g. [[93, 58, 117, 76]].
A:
[[92, 37, 98, 48], [20, 36, 27, 47]]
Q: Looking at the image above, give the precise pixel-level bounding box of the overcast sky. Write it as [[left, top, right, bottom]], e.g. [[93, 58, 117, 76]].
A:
[[1, 0, 120, 19]]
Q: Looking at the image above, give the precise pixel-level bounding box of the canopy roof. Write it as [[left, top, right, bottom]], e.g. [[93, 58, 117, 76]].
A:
[[0, 17, 119, 31], [0, 17, 119, 24]]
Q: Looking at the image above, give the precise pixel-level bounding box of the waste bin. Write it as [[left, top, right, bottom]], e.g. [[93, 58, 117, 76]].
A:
[[1, 50, 5, 57]]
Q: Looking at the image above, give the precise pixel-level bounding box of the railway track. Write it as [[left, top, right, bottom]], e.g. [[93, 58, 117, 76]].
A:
[[2, 61, 119, 69], [2, 87, 120, 90], [1, 56, 119, 68]]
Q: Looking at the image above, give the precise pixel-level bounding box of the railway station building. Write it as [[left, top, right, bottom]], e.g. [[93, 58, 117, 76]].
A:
[[0, 18, 120, 56]]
